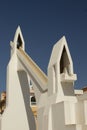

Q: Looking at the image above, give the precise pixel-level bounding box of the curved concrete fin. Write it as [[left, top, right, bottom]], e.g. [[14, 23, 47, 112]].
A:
[[17, 47, 48, 93], [13, 26, 25, 50]]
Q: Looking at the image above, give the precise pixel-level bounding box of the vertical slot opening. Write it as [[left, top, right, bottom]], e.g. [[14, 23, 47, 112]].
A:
[[60, 46, 70, 74], [53, 65, 57, 93], [17, 34, 23, 49]]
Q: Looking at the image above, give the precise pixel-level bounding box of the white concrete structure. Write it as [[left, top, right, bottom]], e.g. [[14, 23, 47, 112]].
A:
[[0, 27, 87, 130], [38, 37, 87, 130]]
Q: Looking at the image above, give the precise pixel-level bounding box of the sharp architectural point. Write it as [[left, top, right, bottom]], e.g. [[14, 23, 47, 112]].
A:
[[0, 27, 87, 130], [13, 26, 25, 50]]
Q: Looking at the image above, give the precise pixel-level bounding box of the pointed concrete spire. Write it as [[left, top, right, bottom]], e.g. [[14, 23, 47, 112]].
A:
[[48, 36, 77, 96], [13, 26, 25, 50], [48, 36, 73, 70]]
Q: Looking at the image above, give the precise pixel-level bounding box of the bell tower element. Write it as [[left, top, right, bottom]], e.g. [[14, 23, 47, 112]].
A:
[[10, 26, 25, 56], [48, 36, 77, 96]]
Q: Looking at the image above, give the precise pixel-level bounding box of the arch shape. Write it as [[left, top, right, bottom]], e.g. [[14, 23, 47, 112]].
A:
[[13, 26, 25, 51], [17, 34, 23, 49], [60, 46, 70, 74]]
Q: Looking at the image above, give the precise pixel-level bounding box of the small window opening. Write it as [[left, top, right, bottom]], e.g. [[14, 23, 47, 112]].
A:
[[31, 96, 36, 105], [30, 80, 32, 86], [17, 34, 22, 49]]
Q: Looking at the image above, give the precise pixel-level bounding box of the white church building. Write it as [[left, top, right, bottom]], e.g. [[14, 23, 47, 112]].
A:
[[0, 27, 87, 130]]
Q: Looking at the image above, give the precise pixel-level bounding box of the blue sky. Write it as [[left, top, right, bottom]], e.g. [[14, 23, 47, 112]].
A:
[[0, 0, 87, 91]]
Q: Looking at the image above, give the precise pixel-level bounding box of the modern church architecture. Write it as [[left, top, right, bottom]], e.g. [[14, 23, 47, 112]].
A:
[[0, 27, 87, 130]]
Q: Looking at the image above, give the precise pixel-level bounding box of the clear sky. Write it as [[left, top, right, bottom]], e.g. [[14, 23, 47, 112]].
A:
[[0, 0, 87, 92]]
